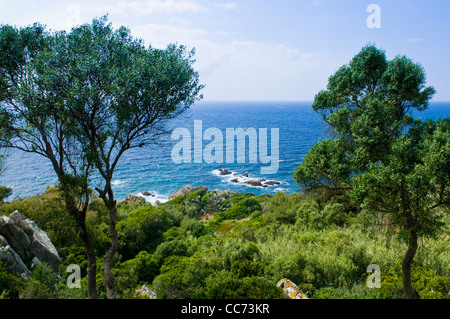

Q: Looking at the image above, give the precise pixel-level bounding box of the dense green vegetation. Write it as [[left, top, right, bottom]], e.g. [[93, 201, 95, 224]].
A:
[[294, 45, 449, 299], [0, 25, 447, 300], [0, 186, 448, 299], [0, 16, 203, 298]]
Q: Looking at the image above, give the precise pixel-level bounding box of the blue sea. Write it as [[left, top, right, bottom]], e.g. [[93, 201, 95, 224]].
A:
[[1, 101, 449, 203]]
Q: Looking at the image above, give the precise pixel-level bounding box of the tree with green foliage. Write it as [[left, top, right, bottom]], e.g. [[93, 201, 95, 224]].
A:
[[352, 118, 450, 299], [294, 45, 435, 192], [0, 16, 203, 299], [293, 45, 446, 299], [61, 17, 203, 298], [0, 22, 98, 298]]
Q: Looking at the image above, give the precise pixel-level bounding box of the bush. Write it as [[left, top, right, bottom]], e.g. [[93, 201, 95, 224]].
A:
[[181, 218, 206, 237], [0, 262, 23, 299], [231, 260, 266, 278], [193, 271, 284, 299], [154, 240, 189, 265], [262, 192, 305, 225], [215, 202, 250, 222], [215, 196, 261, 222], [117, 205, 173, 259], [19, 262, 59, 299], [296, 202, 348, 229], [152, 256, 192, 299], [358, 262, 450, 299], [113, 251, 159, 298]]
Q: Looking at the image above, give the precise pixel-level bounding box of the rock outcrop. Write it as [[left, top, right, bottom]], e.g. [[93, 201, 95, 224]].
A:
[[0, 211, 60, 278], [125, 194, 146, 204], [218, 169, 232, 176], [277, 278, 309, 299], [168, 185, 208, 201]]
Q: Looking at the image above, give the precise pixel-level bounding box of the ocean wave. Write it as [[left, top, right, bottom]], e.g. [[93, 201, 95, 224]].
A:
[[135, 191, 169, 205]]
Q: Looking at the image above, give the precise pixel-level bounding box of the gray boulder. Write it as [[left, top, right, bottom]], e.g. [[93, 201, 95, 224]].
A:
[[245, 180, 267, 187], [0, 215, 31, 261], [219, 169, 232, 176], [125, 194, 146, 204], [169, 185, 195, 200], [26, 219, 60, 273], [0, 210, 60, 275], [0, 244, 32, 279], [168, 185, 208, 201]]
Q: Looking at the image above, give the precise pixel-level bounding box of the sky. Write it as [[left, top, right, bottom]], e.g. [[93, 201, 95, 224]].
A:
[[1, 0, 449, 102]]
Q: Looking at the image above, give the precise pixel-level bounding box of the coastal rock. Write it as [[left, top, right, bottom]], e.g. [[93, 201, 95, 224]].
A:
[[245, 180, 267, 188], [242, 172, 249, 177], [0, 210, 60, 276], [277, 278, 309, 299], [142, 191, 154, 197], [219, 169, 232, 176], [169, 185, 208, 201], [263, 181, 280, 186], [169, 185, 196, 200], [230, 178, 238, 183], [125, 194, 146, 204]]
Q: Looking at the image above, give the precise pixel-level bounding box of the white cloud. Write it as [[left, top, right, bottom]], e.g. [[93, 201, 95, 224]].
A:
[[407, 38, 423, 43], [128, 21, 341, 100]]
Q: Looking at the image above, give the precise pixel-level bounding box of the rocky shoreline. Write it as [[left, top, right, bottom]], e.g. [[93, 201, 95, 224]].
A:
[[214, 168, 287, 189], [123, 168, 288, 206]]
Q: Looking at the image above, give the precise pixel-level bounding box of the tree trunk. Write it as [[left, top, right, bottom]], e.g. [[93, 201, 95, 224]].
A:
[[104, 200, 119, 299], [402, 231, 420, 299], [77, 217, 98, 299]]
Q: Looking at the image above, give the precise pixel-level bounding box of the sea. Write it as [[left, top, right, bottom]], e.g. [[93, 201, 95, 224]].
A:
[[1, 101, 449, 204]]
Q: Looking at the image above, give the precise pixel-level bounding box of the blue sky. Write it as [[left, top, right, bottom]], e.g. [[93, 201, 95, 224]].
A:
[[1, 0, 449, 101]]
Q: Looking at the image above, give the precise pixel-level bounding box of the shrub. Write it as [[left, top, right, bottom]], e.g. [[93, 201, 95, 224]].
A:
[[152, 255, 192, 299], [0, 262, 23, 299], [215, 196, 261, 222], [181, 218, 206, 238], [193, 271, 284, 299], [296, 202, 348, 229], [117, 206, 173, 259], [215, 202, 250, 222], [113, 251, 159, 298], [231, 260, 267, 278], [19, 262, 59, 299], [163, 226, 182, 241], [154, 240, 189, 265], [262, 192, 305, 225]]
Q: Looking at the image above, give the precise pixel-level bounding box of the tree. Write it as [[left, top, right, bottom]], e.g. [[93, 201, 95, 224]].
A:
[[293, 45, 444, 298], [294, 45, 435, 192], [351, 118, 450, 299], [0, 23, 98, 298], [0, 16, 203, 299], [60, 17, 203, 298]]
